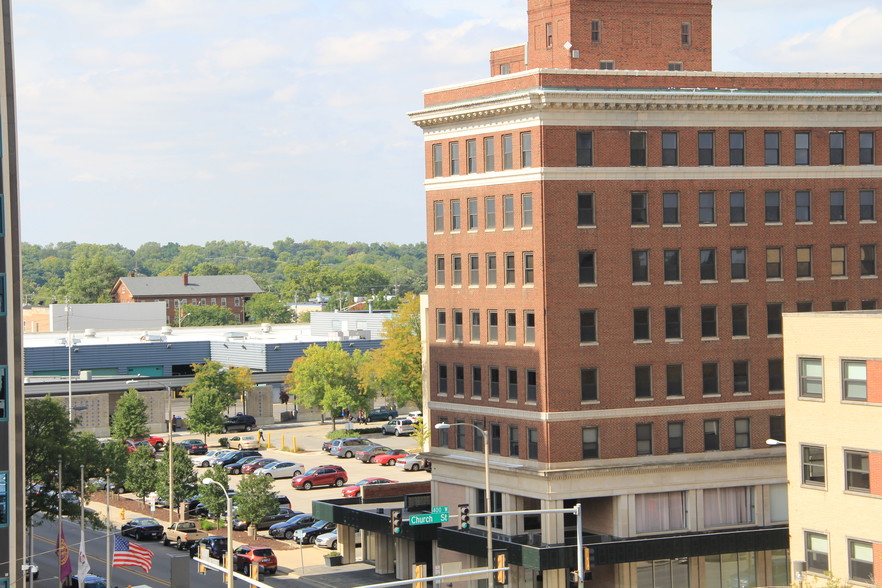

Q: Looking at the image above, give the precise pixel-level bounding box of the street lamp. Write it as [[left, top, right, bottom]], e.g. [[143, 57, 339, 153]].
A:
[[202, 477, 234, 588], [435, 422, 493, 584], [127, 379, 175, 526], [766, 439, 786, 446]]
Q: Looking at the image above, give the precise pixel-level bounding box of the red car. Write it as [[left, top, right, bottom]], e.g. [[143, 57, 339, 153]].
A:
[[130, 435, 166, 449], [125, 440, 156, 455], [342, 478, 397, 498], [232, 545, 277, 575], [291, 465, 347, 490], [372, 449, 409, 466], [242, 458, 278, 475]]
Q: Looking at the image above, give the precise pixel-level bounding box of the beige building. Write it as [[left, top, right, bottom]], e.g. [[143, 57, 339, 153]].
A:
[[783, 311, 882, 586]]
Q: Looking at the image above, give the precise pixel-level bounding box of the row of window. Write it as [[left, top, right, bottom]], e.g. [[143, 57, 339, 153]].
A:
[[546, 19, 693, 49], [798, 358, 870, 402], [800, 445, 872, 492], [434, 252, 534, 288], [0, 471, 6, 527], [437, 416, 540, 460], [170, 296, 242, 308], [431, 132, 531, 177], [433, 194, 532, 233], [437, 363, 537, 402], [804, 532, 874, 582]]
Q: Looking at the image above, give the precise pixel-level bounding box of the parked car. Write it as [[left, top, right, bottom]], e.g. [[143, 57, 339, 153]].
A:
[[177, 439, 208, 455], [267, 513, 313, 539], [241, 458, 277, 474], [232, 507, 297, 531], [355, 445, 391, 463], [408, 410, 423, 419], [371, 448, 410, 466], [330, 438, 377, 459], [71, 574, 107, 588], [227, 435, 259, 450], [121, 517, 164, 541], [342, 478, 397, 498], [125, 440, 156, 455], [129, 435, 166, 449], [293, 520, 336, 544], [233, 545, 277, 575], [195, 536, 227, 561], [366, 406, 398, 422], [254, 461, 304, 479], [223, 456, 264, 475], [192, 450, 231, 468], [315, 529, 362, 550], [291, 465, 348, 490], [274, 494, 292, 509], [322, 436, 370, 453], [395, 453, 432, 472], [223, 414, 256, 433], [382, 417, 416, 436], [162, 520, 207, 550], [214, 450, 262, 468]]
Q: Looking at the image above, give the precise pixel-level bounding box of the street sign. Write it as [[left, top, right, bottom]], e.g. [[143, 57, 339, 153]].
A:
[[431, 506, 449, 514], [409, 512, 449, 525]]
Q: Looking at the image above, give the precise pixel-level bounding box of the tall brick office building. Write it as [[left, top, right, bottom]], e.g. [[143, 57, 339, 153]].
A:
[[410, 0, 882, 586]]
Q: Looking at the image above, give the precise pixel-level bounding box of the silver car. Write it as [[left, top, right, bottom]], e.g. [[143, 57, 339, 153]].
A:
[[395, 453, 431, 471], [253, 461, 305, 479], [315, 529, 362, 550], [382, 417, 415, 437], [192, 450, 231, 468], [330, 438, 377, 458]]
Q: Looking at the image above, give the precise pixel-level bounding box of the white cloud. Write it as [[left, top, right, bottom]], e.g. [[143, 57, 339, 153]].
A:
[[210, 38, 286, 70], [316, 29, 413, 67]]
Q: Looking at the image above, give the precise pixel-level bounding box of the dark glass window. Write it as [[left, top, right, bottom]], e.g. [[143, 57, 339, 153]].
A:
[[861, 244, 876, 276], [729, 191, 746, 223], [454, 364, 465, 395], [490, 424, 501, 455], [486, 254, 497, 286], [765, 191, 781, 222], [469, 254, 479, 285], [730, 248, 747, 280], [805, 532, 829, 573], [731, 304, 748, 337], [580, 310, 597, 343], [451, 254, 462, 285], [528, 428, 538, 460], [662, 132, 678, 166], [701, 305, 717, 338], [829, 131, 845, 165], [698, 131, 714, 165], [508, 425, 520, 457], [802, 445, 825, 486], [633, 308, 650, 341], [699, 248, 716, 281], [664, 249, 680, 282], [859, 189, 875, 220], [733, 360, 749, 393], [796, 246, 812, 278], [859, 131, 874, 165], [663, 192, 679, 224], [635, 365, 652, 398], [579, 251, 596, 285], [438, 364, 448, 394], [702, 363, 719, 395], [453, 310, 463, 341], [769, 415, 785, 442], [578, 193, 595, 226], [507, 368, 518, 401], [666, 364, 683, 397], [582, 427, 599, 459], [471, 365, 482, 398], [832, 300, 847, 311], [591, 20, 601, 42], [704, 419, 720, 450], [632, 250, 649, 282], [489, 366, 500, 398], [630, 131, 647, 166], [576, 132, 593, 166], [734, 418, 750, 448], [436, 309, 447, 339], [729, 131, 744, 165], [699, 191, 715, 224], [849, 539, 874, 583], [767, 303, 783, 335], [581, 368, 598, 401], [636, 423, 653, 455], [665, 307, 681, 339], [795, 190, 811, 222], [863, 299, 878, 310], [768, 358, 784, 391], [631, 192, 648, 225], [845, 451, 869, 492], [764, 132, 780, 165], [795, 131, 810, 165], [830, 190, 845, 222], [667, 422, 684, 453], [526, 369, 537, 402], [488, 310, 498, 341], [766, 247, 782, 279]]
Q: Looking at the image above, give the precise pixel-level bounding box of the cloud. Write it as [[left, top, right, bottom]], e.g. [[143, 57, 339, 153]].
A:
[[210, 38, 286, 70], [72, 173, 108, 183], [316, 29, 413, 67]]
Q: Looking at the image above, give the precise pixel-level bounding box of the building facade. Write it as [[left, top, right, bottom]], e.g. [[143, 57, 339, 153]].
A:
[[783, 311, 882, 587], [410, 1, 882, 586]]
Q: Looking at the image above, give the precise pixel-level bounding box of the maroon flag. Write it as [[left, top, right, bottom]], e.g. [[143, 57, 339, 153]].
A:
[[56, 523, 72, 583]]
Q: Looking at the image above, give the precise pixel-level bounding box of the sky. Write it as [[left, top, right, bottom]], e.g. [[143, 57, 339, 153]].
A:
[[12, 0, 882, 248]]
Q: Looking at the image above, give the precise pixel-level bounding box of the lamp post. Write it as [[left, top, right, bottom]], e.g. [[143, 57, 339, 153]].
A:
[[202, 477, 233, 588], [766, 439, 786, 446], [435, 422, 493, 584], [105, 468, 112, 588]]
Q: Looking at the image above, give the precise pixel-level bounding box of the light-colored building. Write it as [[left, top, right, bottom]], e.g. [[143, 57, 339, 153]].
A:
[[783, 311, 882, 587]]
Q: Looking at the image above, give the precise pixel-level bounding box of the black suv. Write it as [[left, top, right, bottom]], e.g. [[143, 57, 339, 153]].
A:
[[216, 450, 261, 468], [224, 414, 256, 432]]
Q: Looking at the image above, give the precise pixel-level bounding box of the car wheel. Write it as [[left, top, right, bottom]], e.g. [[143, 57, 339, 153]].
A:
[[162, 534, 169, 546], [155, 441, 164, 450], [201, 460, 209, 467], [293, 470, 302, 476], [411, 464, 420, 471], [303, 536, 312, 545], [176, 538, 183, 550], [331, 540, 337, 550], [245, 425, 253, 432], [344, 451, 353, 458], [266, 473, 274, 477], [334, 478, 344, 487], [303, 481, 313, 490], [395, 430, 401, 437], [370, 456, 377, 463], [284, 530, 294, 540]]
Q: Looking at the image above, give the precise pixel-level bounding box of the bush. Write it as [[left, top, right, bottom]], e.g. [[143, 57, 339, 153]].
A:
[[200, 519, 219, 531], [218, 437, 229, 448], [325, 427, 383, 440]]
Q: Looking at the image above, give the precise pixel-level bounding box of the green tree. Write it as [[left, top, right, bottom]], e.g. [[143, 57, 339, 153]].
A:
[[198, 466, 230, 520], [155, 444, 198, 509], [229, 366, 255, 415], [101, 439, 130, 492], [180, 303, 237, 326], [233, 474, 277, 533], [64, 245, 124, 303], [244, 292, 291, 323], [186, 387, 227, 441], [125, 446, 158, 500], [281, 260, 339, 300], [185, 361, 239, 439], [110, 388, 150, 440], [360, 293, 422, 407], [338, 264, 391, 298]]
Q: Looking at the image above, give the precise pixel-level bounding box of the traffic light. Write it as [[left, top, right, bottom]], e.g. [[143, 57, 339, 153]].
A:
[[197, 546, 206, 575], [459, 503, 470, 530], [585, 546, 596, 570], [391, 509, 403, 534], [493, 549, 508, 586]]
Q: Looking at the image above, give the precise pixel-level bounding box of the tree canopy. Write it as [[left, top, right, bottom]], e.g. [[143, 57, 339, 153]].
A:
[[244, 292, 291, 323], [155, 443, 198, 509], [110, 388, 150, 440], [180, 303, 237, 326], [64, 245, 125, 303], [360, 293, 422, 408], [234, 474, 278, 531], [185, 361, 240, 439]]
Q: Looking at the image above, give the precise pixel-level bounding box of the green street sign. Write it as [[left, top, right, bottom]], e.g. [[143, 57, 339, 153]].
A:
[[431, 506, 449, 514], [410, 512, 449, 525]]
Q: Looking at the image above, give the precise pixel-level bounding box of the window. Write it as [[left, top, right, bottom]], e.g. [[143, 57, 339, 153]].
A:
[[528, 428, 538, 459], [499, 63, 510, 75], [436, 309, 447, 339], [633, 308, 650, 341], [450, 141, 460, 175], [664, 249, 680, 282], [632, 250, 649, 282], [859, 131, 875, 165], [630, 131, 647, 166], [467, 198, 478, 230], [631, 192, 648, 225], [582, 427, 599, 459], [796, 246, 812, 278], [471, 366, 482, 398], [700, 248, 716, 281], [438, 364, 448, 394], [579, 251, 596, 285], [505, 310, 516, 343], [433, 201, 444, 232], [599, 60, 614, 70], [521, 194, 533, 228], [795, 131, 810, 165], [845, 451, 870, 492], [701, 305, 717, 338], [432, 143, 443, 177], [731, 304, 748, 337], [830, 190, 845, 222], [698, 191, 715, 224], [580, 310, 597, 343], [591, 19, 601, 42], [730, 248, 747, 280], [526, 369, 537, 402], [523, 252, 534, 284], [733, 361, 749, 394], [665, 307, 681, 339], [668, 422, 684, 453], [733, 419, 751, 450], [702, 363, 719, 396], [663, 192, 680, 224], [467, 254, 479, 285], [502, 195, 514, 228], [729, 191, 746, 224], [704, 419, 720, 450], [455, 419, 465, 448], [828, 246, 846, 277], [765, 191, 781, 222], [636, 423, 653, 455], [805, 532, 829, 573], [508, 425, 520, 456], [636, 491, 686, 533], [797, 301, 813, 313], [635, 365, 652, 398], [507, 368, 518, 401], [520, 132, 532, 167], [729, 132, 744, 165], [842, 360, 867, 401], [504, 252, 515, 285], [681, 22, 691, 45], [666, 364, 683, 397], [766, 247, 782, 279], [581, 368, 598, 401], [486, 253, 497, 286], [764, 132, 780, 165], [488, 310, 498, 342], [662, 132, 678, 166], [698, 131, 714, 165], [668, 62, 683, 71], [454, 364, 464, 396], [829, 131, 845, 165], [769, 359, 784, 391], [860, 189, 875, 220], [484, 137, 495, 171], [545, 22, 553, 47], [453, 310, 463, 341], [489, 366, 500, 398], [502, 134, 513, 169], [795, 190, 812, 222], [485, 196, 496, 229], [466, 139, 477, 173], [832, 300, 848, 311], [451, 254, 462, 285], [767, 303, 783, 335], [704, 487, 754, 526], [0, 471, 6, 526], [576, 132, 593, 166], [470, 310, 480, 341], [863, 299, 878, 310], [451, 199, 461, 231], [849, 539, 874, 583], [769, 415, 785, 442], [802, 445, 826, 486], [524, 311, 535, 344], [861, 244, 876, 276], [578, 193, 595, 226]]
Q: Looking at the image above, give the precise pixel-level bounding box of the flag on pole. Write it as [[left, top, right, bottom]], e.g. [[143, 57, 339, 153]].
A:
[[113, 535, 153, 572], [56, 524, 72, 583], [78, 528, 91, 580]]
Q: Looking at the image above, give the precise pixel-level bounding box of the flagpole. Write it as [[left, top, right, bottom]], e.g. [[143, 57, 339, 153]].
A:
[[58, 456, 62, 588], [106, 468, 112, 588]]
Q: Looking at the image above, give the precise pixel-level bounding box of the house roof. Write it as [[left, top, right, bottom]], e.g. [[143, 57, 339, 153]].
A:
[[114, 274, 263, 297]]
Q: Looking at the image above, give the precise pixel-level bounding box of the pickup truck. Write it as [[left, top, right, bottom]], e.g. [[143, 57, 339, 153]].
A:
[[162, 521, 207, 550]]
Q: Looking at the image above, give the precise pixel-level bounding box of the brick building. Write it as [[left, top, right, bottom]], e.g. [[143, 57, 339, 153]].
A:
[[110, 273, 262, 325], [410, 0, 882, 586]]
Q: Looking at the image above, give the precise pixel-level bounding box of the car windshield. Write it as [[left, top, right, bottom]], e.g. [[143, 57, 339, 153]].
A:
[[304, 468, 320, 475], [252, 548, 274, 557]]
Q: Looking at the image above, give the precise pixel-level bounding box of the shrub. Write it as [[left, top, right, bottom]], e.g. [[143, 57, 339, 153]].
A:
[[218, 437, 229, 447], [200, 519, 218, 531], [325, 427, 383, 440]]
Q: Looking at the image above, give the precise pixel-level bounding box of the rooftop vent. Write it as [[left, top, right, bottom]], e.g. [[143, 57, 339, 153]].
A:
[[224, 332, 248, 340], [160, 325, 173, 335], [83, 329, 96, 338]]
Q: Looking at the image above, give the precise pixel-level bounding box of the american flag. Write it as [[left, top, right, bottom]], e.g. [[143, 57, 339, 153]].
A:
[[113, 535, 153, 572]]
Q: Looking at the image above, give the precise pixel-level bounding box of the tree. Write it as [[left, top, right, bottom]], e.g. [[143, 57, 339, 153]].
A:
[[185, 361, 240, 440], [125, 446, 158, 500], [233, 474, 277, 533], [110, 388, 150, 440], [102, 439, 130, 492], [155, 444, 198, 509], [186, 387, 227, 441], [338, 264, 391, 298], [360, 293, 422, 408], [229, 366, 255, 414], [285, 341, 372, 430], [180, 303, 237, 326], [198, 466, 230, 520], [244, 292, 291, 323], [64, 245, 124, 303]]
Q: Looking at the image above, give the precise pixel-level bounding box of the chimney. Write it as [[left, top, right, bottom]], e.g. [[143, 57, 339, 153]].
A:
[[182, 273, 189, 285], [129, 271, 135, 277]]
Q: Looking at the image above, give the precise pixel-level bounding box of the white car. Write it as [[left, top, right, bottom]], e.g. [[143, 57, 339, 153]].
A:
[[408, 410, 422, 419], [227, 435, 259, 450], [191, 450, 230, 468], [254, 461, 304, 479], [395, 453, 431, 472], [315, 529, 362, 550], [382, 417, 415, 436]]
